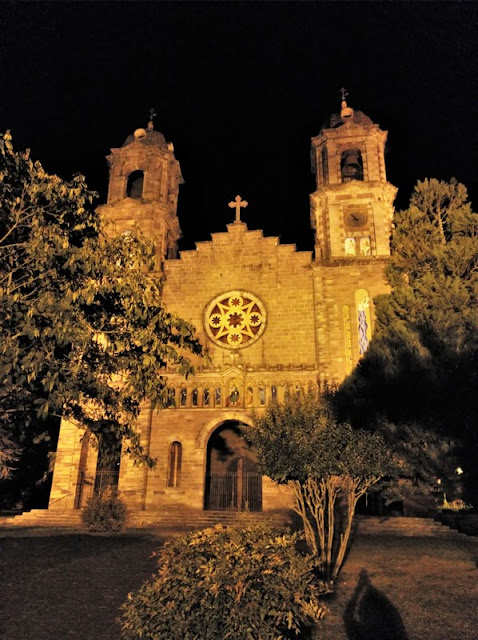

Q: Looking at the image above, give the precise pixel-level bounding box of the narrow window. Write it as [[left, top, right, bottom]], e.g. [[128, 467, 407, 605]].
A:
[[126, 170, 144, 199], [271, 385, 277, 401], [192, 388, 198, 406], [167, 441, 182, 487], [180, 388, 187, 407], [215, 387, 221, 406], [321, 146, 329, 184], [203, 387, 210, 406]]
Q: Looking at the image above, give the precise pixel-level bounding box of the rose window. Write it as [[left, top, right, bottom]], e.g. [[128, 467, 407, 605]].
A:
[[204, 291, 267, 349]]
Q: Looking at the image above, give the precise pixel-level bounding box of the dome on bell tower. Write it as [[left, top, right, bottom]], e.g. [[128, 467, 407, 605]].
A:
[[327, 109, 374, 129], [122, 119, 169, 150], [324, 90, 374, 129]]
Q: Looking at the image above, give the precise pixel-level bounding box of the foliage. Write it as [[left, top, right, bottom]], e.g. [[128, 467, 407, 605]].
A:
[[0, 132, 202, 480], [0, 430, 20, 480], [120, 522, 329, 640], [246, 390, 392, 581], [372, 420, 458, 512], [338, 179, 478, 505], [81, 488, 127, 532]]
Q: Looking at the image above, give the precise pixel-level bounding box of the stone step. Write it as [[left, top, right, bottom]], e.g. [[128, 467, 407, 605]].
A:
[[127, 511, 284, 529], [356, 516, 469, 539], [435, 513, 478, 537], [2, 511, 469, 541], [0, 509, 83, 527], [0, 508, 281, 530]]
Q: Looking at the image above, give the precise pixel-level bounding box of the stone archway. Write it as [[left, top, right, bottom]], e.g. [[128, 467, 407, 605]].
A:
[[204, 421, 262, 512]]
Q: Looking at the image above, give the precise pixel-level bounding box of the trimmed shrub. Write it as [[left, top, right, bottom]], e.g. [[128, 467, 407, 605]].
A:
[[120, 522, 329, 640], [81, 488, 127, 532]]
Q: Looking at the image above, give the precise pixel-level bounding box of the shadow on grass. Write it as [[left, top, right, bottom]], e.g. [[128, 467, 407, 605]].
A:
[[344, 568, 409, 640]]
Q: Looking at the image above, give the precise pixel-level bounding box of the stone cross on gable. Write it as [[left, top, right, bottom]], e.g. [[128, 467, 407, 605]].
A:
[[228, 195, 248, 223]]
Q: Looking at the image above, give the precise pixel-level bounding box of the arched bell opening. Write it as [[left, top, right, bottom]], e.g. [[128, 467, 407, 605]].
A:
[[341, 149, 364, 182], [126, 170, 144, 199], [204, 421, 262, 512]]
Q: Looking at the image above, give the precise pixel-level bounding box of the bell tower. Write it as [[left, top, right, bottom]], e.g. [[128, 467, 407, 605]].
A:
[[310, 93, 397, 261], [97, 114, 183, 265]]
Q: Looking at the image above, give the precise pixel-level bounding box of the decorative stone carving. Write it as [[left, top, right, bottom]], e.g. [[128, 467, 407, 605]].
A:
[[204, 290, 267, 349]]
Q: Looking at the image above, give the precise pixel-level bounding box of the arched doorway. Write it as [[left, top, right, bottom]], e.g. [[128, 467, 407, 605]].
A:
[[204, 421, 262, 512]]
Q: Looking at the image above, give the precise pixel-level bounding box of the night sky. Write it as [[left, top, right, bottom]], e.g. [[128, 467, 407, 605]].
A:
[[1, 1, 476, 251]]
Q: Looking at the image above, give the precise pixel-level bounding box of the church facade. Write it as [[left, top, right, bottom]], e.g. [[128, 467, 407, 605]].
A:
[[48, 99, 396, 524]]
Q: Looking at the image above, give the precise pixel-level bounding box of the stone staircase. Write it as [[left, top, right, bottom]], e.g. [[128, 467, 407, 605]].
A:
[[0, 509, 83, 529], [0, 510, 472, 541], [356, 516, 471, 539], [0, 508, 285, 531], [126, 509, 287, 530]]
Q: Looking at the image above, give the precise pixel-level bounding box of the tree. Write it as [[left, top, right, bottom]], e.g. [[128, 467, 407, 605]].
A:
[[338, 179, 478, 505], [0, 132, 202, 483], [245, 390, 392, 582]]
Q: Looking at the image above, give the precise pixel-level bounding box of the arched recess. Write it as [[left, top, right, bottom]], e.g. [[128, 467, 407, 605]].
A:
[[94, 435, 121, 495], [195, 412, 253, 451], [167, 441, 182, 488], [126, 170, 144, 199], [204, 420, 262, 512], [341, 148, 364, 182]]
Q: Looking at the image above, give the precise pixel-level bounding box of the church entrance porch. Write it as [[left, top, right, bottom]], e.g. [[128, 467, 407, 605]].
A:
[[204, 421, 262, 512]]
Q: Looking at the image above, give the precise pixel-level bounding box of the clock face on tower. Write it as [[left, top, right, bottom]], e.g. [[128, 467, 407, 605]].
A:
[[345, 211, 368, 229]]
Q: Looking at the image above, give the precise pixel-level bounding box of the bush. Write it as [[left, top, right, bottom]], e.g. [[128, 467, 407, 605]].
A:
[[120, 522, 329, 640], [81, 488, 127, 532]]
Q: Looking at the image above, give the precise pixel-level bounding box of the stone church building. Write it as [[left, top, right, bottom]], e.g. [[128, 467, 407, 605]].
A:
[[47, 98, 396, 525]]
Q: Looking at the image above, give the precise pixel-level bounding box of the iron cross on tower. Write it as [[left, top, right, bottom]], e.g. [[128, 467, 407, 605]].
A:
[[148, 107, 157, 129], [228, 195, 248, 223]]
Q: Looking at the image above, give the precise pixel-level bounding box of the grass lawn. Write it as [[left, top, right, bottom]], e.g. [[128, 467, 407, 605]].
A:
[[319, 535, 478, 640], [1, 528, 477, 640], [0, 530, 161, 640]]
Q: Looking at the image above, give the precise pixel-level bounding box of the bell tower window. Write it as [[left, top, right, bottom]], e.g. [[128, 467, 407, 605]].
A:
[[321, 146, 329, 184], [341, 149, 363, 182], [126, 170, 144, 199]]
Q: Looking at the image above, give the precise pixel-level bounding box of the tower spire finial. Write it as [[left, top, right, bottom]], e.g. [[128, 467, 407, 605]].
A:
[[148, 107, 157, 130], [339, 88, 354, 121]]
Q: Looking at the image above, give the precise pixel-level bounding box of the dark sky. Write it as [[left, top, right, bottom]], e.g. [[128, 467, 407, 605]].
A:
[[1, 1, 476, 251]]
